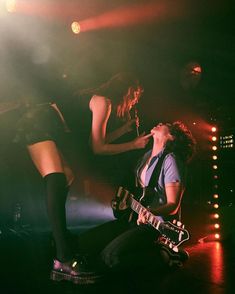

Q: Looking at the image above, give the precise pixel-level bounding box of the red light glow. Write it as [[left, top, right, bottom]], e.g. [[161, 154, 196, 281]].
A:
[[191, 65, 202, 75], [78, 1, 183, 32], [210, 242, 224, 285]]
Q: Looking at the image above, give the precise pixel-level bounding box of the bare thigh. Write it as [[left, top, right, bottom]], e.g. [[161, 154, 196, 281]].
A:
[[27, 140, 74, 184]]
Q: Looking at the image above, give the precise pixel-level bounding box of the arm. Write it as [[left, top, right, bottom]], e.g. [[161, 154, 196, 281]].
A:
[[137, 183, 184, 225], [149, 182, 184, 216], [89, 95, 151, 155]]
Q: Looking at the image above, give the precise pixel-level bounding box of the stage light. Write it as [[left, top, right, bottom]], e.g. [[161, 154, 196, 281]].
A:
[[5, 0, 16, 13], [191, 65, 202, 75], [209, 124, 221, 242], [71, 21, 81, 34], [180, 61, 202, 90]]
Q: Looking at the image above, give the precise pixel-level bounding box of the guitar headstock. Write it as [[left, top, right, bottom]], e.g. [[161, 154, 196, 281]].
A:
[[159, 219, 190, 248], [157, 236, 179, 252]]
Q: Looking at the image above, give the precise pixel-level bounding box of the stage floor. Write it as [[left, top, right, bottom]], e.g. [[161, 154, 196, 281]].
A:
[[0, 226, 234, 294]]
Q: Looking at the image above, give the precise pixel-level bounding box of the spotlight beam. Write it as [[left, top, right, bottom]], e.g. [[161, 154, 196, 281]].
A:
[[79, 1, 181, 32]]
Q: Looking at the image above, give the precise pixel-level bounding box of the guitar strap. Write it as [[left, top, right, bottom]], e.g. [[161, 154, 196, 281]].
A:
[[147, 150, 169, 189]]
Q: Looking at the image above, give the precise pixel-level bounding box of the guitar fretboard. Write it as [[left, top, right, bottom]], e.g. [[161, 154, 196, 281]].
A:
[[130, 197, 162, 231]]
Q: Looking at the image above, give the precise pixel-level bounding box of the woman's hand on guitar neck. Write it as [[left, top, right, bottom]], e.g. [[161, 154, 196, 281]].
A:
[[137, 209, 149, 225]]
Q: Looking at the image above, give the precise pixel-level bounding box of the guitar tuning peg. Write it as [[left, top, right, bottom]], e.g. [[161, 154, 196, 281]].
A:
[[117, 186, 123, 197], [177, 221, 182, 227], [173, 246, 179, 253], [182, 225, 185, 229], [111, 200, 117, 209]]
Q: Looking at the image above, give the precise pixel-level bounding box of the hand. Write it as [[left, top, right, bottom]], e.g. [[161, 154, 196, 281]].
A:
[[137, 209, 149, 225], [133, 132, 152, 149]]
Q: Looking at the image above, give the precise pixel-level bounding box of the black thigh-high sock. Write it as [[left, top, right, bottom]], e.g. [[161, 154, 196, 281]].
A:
[[44, 172, 72, 262]]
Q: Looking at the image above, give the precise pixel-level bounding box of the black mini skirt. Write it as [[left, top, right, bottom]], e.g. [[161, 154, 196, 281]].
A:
[[13, 103, 68, 146]]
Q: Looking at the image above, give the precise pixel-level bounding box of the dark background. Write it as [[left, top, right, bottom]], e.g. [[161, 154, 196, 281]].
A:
[[0, 0, 234, 242]]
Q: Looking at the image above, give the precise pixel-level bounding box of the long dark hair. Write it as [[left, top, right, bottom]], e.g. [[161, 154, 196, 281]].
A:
[[78, 72, 142, 104], [166, 121, 196, 163]]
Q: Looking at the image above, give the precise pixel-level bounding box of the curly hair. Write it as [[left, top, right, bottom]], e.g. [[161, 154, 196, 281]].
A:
[[165, 121, 196, 163]]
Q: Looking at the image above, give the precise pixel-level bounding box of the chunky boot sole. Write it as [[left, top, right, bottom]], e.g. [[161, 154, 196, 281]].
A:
[[50, 270, 102, 284]]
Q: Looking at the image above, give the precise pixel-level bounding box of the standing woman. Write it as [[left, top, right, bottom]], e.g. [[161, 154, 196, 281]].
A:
[[12, 98, 98, 283], [1, 43, 98, 282]]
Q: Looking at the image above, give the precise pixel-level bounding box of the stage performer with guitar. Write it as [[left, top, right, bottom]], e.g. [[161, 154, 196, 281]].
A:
[[98, 121, 196, 271]]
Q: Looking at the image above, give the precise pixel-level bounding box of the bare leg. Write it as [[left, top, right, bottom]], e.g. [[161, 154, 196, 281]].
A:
[[27, 140, 71, 179]]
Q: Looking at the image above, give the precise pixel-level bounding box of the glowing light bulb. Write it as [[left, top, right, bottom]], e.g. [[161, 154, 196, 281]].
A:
[[71, 21, 81, 34], [6, 0, 16, 12], [212, 136, 217, 141]]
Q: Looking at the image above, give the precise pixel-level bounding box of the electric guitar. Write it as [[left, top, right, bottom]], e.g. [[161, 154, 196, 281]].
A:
[[112, 186, 190, 252]]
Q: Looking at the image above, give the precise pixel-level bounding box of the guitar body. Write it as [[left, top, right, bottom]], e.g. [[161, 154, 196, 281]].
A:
[[156, 242, 190, 268], [112, 186, 190, 251]]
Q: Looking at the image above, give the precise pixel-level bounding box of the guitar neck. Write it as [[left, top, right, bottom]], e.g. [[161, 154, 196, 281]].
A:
[[130, 197, 162, 231]]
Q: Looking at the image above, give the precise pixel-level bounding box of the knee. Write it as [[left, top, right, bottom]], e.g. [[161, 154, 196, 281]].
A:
[[67, 173, 75, 186], [101, 249, 119, 269], [64, 167, 75, 186]]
